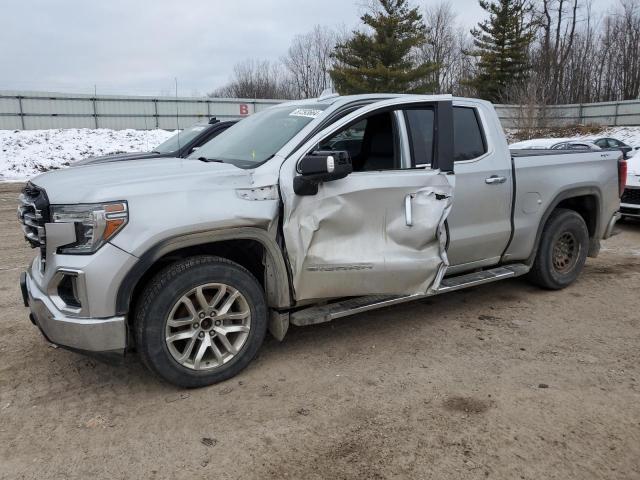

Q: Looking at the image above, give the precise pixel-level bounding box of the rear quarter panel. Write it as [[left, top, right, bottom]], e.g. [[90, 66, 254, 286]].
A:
[[504, 150, 620, 262]]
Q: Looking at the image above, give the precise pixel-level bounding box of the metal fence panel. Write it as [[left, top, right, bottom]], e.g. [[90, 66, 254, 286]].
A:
[[0, 96, 20, 114], [24, 115, 96, 130], [0, 116, 22, 129], [1, 90, 638, 130]]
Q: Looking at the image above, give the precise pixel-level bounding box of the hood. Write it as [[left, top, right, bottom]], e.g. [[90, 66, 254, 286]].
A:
[[32, 157, 252, 204], [72, 151, 165, 166]]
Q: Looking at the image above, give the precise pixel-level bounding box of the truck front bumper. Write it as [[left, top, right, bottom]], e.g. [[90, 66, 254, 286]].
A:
[[21, 270, 126, 354]]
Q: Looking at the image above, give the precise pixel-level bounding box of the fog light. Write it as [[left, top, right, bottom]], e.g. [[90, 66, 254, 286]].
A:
[[57, 274, 81, 309], [47, 269, 88, 316]]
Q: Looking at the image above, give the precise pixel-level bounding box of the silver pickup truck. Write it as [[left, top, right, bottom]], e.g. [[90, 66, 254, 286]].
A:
[[18, 94, 625, 387]]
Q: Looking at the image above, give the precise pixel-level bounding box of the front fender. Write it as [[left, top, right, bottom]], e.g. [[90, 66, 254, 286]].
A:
[[114, 227, 292, 315]]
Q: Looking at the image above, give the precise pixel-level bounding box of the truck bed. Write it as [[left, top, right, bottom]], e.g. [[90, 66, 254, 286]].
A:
[[502, 149, 621, 262]]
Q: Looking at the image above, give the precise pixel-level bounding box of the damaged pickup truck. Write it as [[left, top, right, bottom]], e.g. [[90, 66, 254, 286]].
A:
[[18, 94, 625, 387]]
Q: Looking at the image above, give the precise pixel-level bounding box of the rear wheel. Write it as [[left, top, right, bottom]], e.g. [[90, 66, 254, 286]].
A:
[[527, 209, 589, 290], [135, 256, 267, 388]]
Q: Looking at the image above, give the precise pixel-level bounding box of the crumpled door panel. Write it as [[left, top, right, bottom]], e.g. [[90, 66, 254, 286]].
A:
[[283, 170, 454, 301], [384, 185, 453, 294]]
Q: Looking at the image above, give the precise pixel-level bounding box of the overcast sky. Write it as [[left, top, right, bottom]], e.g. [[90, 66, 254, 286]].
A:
[[0, 0, 616, 96]]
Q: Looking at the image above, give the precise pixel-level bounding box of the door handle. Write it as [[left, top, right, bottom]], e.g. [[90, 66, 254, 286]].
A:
[[405, 194, 415, 227], [485, 175, 507, 185]]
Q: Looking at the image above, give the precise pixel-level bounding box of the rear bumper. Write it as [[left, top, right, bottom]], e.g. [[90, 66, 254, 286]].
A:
[[21, 269, 126, 354]]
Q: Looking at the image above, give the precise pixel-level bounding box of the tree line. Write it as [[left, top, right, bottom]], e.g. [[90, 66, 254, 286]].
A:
[[210, 0, 640, 106]]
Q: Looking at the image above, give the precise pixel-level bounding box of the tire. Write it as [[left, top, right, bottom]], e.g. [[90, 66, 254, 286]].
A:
[[527, 208, 589, 290], [134, 256, 267, 388]]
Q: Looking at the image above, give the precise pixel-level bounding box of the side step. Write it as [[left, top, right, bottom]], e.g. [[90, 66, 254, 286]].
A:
[[289, 264, 530, 327], [436, 264, 530, 294]]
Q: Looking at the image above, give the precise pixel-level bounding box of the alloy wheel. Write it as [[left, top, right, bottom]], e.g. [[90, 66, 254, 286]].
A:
[[165, 283, 251, 371]]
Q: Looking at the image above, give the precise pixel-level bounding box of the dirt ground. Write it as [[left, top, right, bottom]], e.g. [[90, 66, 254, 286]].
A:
[[1, 181, 639, 480]]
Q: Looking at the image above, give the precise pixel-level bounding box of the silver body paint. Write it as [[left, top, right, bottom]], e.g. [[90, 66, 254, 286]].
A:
[[20, 94, 622, 354]]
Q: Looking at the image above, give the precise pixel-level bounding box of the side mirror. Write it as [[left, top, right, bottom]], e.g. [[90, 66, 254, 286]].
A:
[[294, 151, 352, 196]]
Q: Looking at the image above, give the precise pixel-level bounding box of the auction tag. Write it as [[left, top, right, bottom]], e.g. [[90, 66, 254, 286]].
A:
[[289, 109, 323, 119]]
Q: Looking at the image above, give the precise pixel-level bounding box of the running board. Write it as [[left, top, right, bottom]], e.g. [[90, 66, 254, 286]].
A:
[[289, 264, 530, 327], [436, 264, 530, 294]]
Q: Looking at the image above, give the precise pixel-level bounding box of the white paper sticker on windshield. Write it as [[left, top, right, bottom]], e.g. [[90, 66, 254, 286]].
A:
[[289, 108, 323, 119]]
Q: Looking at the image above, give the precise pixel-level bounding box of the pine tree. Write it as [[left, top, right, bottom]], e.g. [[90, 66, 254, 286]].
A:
[[468, 0, 534, 102], [330, 0, 437, 94]]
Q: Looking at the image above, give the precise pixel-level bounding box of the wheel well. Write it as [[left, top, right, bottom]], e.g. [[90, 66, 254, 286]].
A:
[[555, 195, 598, 238], [127, 240, 266, 328], [527, 192, 601, 266]]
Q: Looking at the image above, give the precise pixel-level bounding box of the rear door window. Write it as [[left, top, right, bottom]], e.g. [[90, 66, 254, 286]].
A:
[[453, 107, 487, 161]]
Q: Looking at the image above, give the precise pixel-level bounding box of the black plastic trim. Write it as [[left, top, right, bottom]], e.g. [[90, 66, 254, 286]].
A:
[[433, 101, 454, 173], [20, 272, 29, 307], [499, 156, 518, 260]]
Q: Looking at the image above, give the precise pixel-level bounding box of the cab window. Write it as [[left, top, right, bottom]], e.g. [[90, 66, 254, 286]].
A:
[[319, 111, 400, 172], [405, 109, 435, 167]]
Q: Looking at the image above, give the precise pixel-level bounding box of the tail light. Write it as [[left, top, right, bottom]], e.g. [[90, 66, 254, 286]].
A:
[[618, 159, 627, 198]]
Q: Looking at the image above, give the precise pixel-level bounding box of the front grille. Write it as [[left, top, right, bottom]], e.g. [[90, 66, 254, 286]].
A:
[[622, 187, 640, 205], [17, 182, 50, 271]]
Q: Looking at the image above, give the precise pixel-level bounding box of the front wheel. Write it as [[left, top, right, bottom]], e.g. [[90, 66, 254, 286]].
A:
[[527, 209, 589, 290], [135, 256, 267, 388]]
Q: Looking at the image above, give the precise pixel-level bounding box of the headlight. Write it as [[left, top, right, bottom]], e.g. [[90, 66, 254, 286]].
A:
[[50, 201, 128, 254]]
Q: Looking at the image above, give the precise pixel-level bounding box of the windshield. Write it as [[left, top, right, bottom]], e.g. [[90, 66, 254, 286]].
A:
[[188, 104, 329, 167], [154, 123, 209, 153]]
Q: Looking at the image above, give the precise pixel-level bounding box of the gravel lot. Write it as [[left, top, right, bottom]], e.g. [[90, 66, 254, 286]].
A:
[[1, 181, 639, 480]]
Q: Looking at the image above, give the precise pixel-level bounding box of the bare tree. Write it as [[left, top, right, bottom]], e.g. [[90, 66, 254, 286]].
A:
[[209, 59, 294, 99], [416, 1, 481, 96], [451, 28, 479, 96], [283, 25, 336, 99], [419, 2, 458, 93], [533, 0, 583, 104], [600, 0, 640, 100], [525, 0, 640, 104]]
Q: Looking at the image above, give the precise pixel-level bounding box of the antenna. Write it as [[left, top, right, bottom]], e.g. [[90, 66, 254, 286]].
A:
[[318, 88, 338, 101], [175, 77, 180, 151]]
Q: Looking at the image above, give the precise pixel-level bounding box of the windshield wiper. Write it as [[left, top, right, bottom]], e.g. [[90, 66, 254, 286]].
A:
[[197, 157, 225, 163]]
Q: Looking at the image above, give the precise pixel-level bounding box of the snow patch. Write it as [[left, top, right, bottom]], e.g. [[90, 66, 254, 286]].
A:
[[2, 125, 639, 183], [0, 128, 176, 182], [575, 126, 640, 152]]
